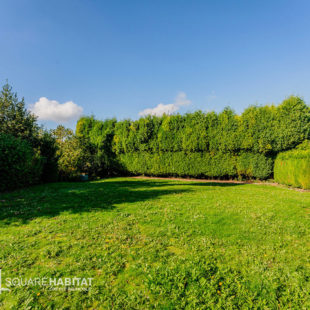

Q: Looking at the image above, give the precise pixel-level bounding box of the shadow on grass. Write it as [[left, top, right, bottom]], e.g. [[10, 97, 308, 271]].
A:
[[116, 179, 246, 188], [0, 178, 244, 226], [0, 179, 188, 225]]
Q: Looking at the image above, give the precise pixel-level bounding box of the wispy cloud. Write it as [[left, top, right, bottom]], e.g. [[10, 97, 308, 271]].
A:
[[139, 92, 191, 117], [206, 91, 217, 102], [29, 97, 83, 123]]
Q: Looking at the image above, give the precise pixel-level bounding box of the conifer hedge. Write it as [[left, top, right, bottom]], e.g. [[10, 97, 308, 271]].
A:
[[76, 96, 310, 180]]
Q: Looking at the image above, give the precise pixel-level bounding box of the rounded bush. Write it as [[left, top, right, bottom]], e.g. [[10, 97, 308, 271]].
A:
[[0, 134, 42, 191], [274, 144, 310, 189]]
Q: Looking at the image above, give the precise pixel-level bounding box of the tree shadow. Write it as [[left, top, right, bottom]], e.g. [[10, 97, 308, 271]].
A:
[[127, 178, 247, 188], [0, 179, 193, 226], [180, 182, 246, 187]]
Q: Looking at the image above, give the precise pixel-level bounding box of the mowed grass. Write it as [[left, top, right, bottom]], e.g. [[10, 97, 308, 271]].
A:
[[0, 178, 309, 309]]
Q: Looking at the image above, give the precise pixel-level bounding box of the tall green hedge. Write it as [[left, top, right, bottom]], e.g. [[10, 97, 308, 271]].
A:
[[75, 96, 310, 181], [274, 141, 310, 189], [111, 97, 310, 155]]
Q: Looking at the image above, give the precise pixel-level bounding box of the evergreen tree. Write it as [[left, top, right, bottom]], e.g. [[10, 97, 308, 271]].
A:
[[0, 82, 38, 144]]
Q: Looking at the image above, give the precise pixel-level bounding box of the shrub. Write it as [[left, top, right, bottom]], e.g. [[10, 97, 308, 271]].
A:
[[0, 134, 42, 191], [274, 142, 310, 189]]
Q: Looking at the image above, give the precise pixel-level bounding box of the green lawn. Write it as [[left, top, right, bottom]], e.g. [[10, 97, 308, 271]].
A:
[[0, 178, 309, 309]]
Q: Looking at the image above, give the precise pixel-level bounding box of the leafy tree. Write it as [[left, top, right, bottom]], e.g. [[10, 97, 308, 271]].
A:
[[52, 125, 85, 180]]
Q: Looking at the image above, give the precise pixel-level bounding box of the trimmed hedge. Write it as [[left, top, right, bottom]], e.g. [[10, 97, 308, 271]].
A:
[[274, 142, 310, 189], [0, 134, 42, 191], [75, 96, 310, 181], [118, 152, 273, 180]]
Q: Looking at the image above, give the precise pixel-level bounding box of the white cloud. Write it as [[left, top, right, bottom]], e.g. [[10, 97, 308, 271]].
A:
[[29, 97, 83, 122], [139, 103, 179, 117], [139, 92, 191, 117]]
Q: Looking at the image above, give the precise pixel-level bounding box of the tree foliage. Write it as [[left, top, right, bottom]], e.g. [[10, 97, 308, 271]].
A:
[[0, 82, 58, 190], [0, 82, 38, 143]]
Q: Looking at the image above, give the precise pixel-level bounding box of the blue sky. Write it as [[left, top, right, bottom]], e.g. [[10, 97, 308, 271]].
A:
[[1, 0, 310, 128]]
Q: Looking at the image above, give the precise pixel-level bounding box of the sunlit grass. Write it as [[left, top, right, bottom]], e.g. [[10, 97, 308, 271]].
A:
[[0, 178, 309, 309]]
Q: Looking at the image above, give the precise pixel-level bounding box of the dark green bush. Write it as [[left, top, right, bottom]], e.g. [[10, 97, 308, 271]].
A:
[[274, 141, 310, 189], [0, 134, 42, 191]]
